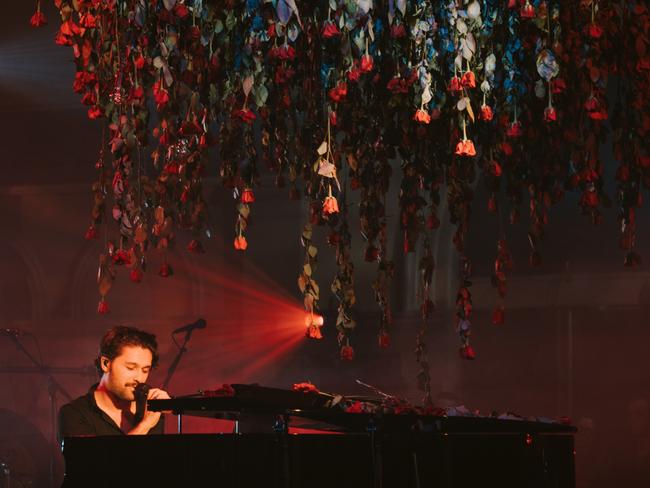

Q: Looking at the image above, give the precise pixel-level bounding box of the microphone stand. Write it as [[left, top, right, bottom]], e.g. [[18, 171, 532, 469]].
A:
[[163, 328, 194, 391], [162, 328, 195, 434], [1, 331, 76, 488]]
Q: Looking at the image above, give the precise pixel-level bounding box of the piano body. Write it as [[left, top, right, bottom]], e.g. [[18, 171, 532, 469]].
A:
[[61, 385, 576, 488]]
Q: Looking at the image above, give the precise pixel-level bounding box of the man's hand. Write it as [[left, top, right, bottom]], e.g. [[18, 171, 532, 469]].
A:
[[129, 388, 171, 435]]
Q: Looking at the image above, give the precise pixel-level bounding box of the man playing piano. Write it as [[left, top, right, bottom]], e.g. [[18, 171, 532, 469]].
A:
[[58, 326, 171, 438]]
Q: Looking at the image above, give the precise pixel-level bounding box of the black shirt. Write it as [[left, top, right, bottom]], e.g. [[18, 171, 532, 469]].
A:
[[58, 385, 164, 439]]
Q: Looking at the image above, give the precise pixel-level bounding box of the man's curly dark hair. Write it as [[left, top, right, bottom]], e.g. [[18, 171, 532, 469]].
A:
[[94, 326, 159, 376]]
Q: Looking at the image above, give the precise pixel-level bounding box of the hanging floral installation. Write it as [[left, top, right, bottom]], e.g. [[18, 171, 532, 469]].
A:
[[32, 0, 649, 379]]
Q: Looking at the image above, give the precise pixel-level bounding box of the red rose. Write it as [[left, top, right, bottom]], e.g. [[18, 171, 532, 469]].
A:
[[588, 108, 608, 120], [455, 139, 476, 157], [413, 108, 431, 124], [551, 78, 566, 94], [364, 245, 379, 262], [187, 239, 205, 254], [112, 249, 131, 266], [153, 83, 170, 110], [461, 71, 476, 88], [492, 306, 505, 325], [323, 196, 339, 214], [521, 1, 535, 18], [129, 269, 143, 283], [489, 160, 502, 177], [292, 382, 319, 393], [588, 23, 603, 39], [174, 3, 190, 18], [544, 106, 557, 122], [480, 104, 494, 121], [624, 251, 642, 267], [306, 325, 323, 339], [327, 231, 340, 246], [84, 225, 99, 240], [345, 401, 364, 413], [378, 332, 390, 348], [159, 263, 173, 277], [487, 195, 498, 213], [584, 96, 599, 112], [29, 10, 47, 28], [449, 76, 463, 92], [340, 345, 354, 361], [459, 345, 476, 359], [426, 213, 440, 230], [529, 251, 542, 267], [87, 105, 103, 119], [79, 12, 97, 28], [347, 67, 362, 82], [234, 235, 248, 251], [236, 108, 256, 124], [278, 44, 296, 61], [581, 189, 599, 208], [506, 121, 523, 137], [241, 188, 255, 203], [390, 23, 406, 38], [386, 77, 409, 94], [321, 22, 340, 38], [360, 54, 374, 73], [329, 110, 338, 126], [134, 54, 146, 70], [97, 299, 110, 314]]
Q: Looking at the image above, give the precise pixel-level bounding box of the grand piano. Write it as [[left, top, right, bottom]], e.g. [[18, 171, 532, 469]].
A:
[[61, 384, 576, 488]]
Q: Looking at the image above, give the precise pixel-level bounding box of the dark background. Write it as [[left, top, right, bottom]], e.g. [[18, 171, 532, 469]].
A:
[[1, 3, 648, 487]]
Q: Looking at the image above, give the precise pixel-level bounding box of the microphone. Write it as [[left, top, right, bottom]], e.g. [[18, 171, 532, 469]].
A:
[[172, 318, 206, 335], [134, 382, 151, 424], [1, 328, 21, 337]]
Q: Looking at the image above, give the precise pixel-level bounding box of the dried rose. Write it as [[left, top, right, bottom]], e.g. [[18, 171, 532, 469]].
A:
[[84, 225, 99, 240], [455, 139, 476, 157], [306, 325, 323, 339], [29, 10, 47, 28], [340, 345, 354, 361], [449, 76, 463, 92], [360, 54, 374, 73], [292, 382, 319, 393], [236, 108, 256, 124], [459, 344, 476, 359], [97, 298, 110, 314], [588, 24, 603, 39], [364, 245, 379, 262], [129, 269, 143, 283], [321, 22, 341, 38], [461, 71, 476, 88], [187, 240, 205, 254], [87, 105, 103, 119], [492, 306, 505, 325], [480, 104, 494, 121], [323, 196, 339, 215], [413, 108, 431, 124], [159, 263, 173, 277], [544, 106, 557, 122], [507, 121, 523, 137], [234, 235, 248, 251], [386, 77, 409, 94], [241, 188, 255, 203], [521, 1, 535, 18]]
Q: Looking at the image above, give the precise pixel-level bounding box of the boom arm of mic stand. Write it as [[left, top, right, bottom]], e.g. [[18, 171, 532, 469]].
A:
[[162, 329, 193, 391]]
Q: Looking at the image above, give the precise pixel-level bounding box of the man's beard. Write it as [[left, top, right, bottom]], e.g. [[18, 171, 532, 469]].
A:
[[111, 380, 137, 402]]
